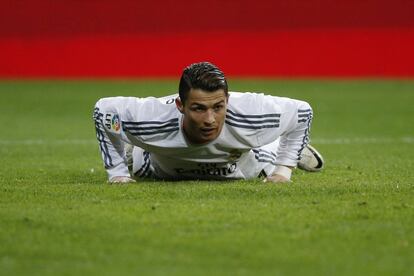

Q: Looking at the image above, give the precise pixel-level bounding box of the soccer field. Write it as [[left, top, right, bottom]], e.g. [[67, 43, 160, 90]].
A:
[[0, 79, 413, 275]]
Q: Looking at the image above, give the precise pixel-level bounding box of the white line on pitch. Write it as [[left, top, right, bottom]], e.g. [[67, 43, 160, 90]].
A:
[[312, 137, 414, 144]]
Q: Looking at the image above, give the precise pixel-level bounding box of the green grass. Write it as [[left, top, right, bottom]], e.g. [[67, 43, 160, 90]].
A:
[[0, 79, 413, 275]]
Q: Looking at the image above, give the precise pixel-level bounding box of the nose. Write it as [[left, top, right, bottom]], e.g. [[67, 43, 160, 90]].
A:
[[204, 109, 216, 125]]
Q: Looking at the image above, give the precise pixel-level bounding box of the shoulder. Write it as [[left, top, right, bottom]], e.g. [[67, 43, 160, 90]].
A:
[[120, 93, 178, 119], [228, 91, 311, 115], [227, 91, 282, 118], [223, 92, 281, 147], [227, 91, 262, 106], [96, 93, 178, 112], [120, 94, 181, 139]]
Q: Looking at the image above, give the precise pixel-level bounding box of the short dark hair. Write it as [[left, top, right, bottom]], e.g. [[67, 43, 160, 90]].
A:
[[178, 62, 228, 104]]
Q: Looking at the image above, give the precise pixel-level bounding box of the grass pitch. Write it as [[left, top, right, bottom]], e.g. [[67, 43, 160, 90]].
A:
[[0, 79, 413, 275]]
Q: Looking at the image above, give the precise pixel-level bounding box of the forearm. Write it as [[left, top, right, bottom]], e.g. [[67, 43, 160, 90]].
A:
[[275, 104, 313, 168], [93, 100, 130, 180]]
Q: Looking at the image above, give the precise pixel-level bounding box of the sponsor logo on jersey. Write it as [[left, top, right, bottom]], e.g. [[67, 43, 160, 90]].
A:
[[174, 162, 237, 176]]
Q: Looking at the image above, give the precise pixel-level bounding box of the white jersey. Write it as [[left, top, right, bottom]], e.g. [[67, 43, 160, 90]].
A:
[[93, 92, 313, 180]]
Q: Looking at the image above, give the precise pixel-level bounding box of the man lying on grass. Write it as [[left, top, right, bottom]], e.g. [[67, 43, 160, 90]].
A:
[[93, 62, 324, 184]]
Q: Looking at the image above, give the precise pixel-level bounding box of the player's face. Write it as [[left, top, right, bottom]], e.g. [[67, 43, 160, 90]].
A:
[[176, 88, 228, 144]]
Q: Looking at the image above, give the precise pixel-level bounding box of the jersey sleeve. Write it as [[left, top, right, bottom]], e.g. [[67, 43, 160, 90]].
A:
[[93, 97, 136, 180], [92, 95, 177, 180], [262, 95, 313, 167], [225, 92, 313, 166]]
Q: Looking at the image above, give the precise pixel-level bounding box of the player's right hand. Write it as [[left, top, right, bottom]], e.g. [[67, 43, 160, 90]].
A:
[[108, 176, 136, 184]]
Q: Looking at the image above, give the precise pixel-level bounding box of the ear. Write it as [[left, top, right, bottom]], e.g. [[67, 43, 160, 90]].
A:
[[175, 97, 184, 113]]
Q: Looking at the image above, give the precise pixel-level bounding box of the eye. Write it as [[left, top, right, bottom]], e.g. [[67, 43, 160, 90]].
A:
[[191, 106, 205, 112], [214, 105, 224, 111]]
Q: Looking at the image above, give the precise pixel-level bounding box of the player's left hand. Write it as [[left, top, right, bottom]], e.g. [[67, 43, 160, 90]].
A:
[[263, 174, 291, 183], [108, 176, 136, 184], [263, 165, 293, 183]]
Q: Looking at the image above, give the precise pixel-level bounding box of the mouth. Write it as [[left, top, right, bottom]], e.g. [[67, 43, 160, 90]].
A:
[[200, 127, 216, 136]]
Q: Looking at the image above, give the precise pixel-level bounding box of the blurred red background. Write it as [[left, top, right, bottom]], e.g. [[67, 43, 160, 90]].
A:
[[1, 0, 413, 78]]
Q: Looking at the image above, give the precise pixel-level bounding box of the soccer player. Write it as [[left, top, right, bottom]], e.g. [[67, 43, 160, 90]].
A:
[[93, 62, 324, 184]]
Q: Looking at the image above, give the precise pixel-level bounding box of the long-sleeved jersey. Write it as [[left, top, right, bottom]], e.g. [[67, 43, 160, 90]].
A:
[[93, 92, 313, 180]]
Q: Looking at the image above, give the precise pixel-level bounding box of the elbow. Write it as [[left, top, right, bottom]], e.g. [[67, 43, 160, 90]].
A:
[[93, 98, 105, 121], [297, 101, 313, 125], [300, 101, 313, 113]]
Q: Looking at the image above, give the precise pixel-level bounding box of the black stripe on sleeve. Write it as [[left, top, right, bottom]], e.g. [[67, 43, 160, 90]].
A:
[[93, 110, 113, 167], [124, 121, 178, 131], [297, 112, 313, 160], [227, 109, 280, 119], [126, 126, 180, 136], [252, 149, 277, 159], [134, 151, 151, 177], [225, 120, 280, 129], [252, 149, 277, 165], [226, 114, 280, 125], [123, 118, 179, 136], [123, 118, 178, 126]]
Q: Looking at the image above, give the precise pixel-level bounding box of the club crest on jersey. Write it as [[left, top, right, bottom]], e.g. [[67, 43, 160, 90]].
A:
[[105, 113, 121, 133]]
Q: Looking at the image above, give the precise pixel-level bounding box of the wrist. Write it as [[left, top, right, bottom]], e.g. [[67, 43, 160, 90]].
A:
[[273, 165, 292, 180], [107, 163, 130, 180]]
